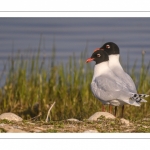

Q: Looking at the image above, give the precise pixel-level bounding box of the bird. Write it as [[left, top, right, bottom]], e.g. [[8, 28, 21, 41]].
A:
[[86, 49, 149, 117], [93, 42, 148, 117]]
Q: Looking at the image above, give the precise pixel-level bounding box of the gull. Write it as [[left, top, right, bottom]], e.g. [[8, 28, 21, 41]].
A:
[[86, 49, 149, 117], [93, 42, 148, 116]]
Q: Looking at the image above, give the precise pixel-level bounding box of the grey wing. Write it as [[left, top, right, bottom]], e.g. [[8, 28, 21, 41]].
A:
[[123, 72, 137, 93], [91, 75, 129, 101], [113, 70, 137, 93]]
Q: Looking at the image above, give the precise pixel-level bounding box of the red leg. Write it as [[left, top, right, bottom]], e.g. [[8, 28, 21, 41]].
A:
[[121, 105, 124, 118], [102, 105, 105, 112], [114, 106, 117, 117], [109, 105, 112, 114]]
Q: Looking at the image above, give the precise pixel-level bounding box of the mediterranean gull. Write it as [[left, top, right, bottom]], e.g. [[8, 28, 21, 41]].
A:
[[86, 49, 149, 117]]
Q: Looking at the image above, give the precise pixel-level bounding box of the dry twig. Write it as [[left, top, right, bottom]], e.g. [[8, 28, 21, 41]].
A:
[[45, 101, 56, 122]]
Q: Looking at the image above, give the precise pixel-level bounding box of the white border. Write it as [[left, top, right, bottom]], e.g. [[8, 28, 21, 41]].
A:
[[0, 2, 150, 148], [1, 0, 150, 12], [0, 12, 150, 17], [1, 133, 150, 139]]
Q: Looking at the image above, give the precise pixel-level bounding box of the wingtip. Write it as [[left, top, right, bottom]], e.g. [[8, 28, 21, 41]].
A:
[[140, 99, 147, 103], [146, 95, 149, 97]]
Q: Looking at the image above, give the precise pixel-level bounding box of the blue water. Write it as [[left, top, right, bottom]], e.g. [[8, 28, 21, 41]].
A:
[[0, 18, 150, 85]]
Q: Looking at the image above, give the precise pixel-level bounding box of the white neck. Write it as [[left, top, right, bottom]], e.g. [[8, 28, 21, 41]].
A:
[[108, 54, 123, 70], [92, 61, 110, 81]]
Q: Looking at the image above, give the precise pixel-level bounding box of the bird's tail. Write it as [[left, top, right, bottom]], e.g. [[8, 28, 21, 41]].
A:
[[130, 93, 149, 103]]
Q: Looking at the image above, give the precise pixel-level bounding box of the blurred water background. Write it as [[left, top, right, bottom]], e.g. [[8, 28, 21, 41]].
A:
[[0, 17, 150, 86]]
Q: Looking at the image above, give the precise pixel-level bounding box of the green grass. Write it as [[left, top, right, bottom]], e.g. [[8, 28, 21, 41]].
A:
[[0, 44, 149, 121]]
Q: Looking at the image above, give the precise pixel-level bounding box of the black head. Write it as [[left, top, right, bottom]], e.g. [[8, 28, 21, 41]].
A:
[[86, 50, 109, 65], [100, 42, 120, 55]]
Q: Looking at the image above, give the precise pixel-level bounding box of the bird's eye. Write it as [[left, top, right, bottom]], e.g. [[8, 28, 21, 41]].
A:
[[97, 54, 101, 57], [106, 45, 110, 49]]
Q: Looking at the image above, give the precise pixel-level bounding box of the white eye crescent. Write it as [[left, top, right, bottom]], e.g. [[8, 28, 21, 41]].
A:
[[97, 54, 101, 57], [106, 45, 110, 49]]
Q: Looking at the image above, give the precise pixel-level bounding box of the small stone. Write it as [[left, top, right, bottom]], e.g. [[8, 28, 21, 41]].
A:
[[0, 124, 12, 131], [88, 112, 115, 121], [83, 130, 99, 133], [0, 113, 23, 122], [143, 118, 150, 121], [120, 118, 131, 126], [67, 118, 81, 122]]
